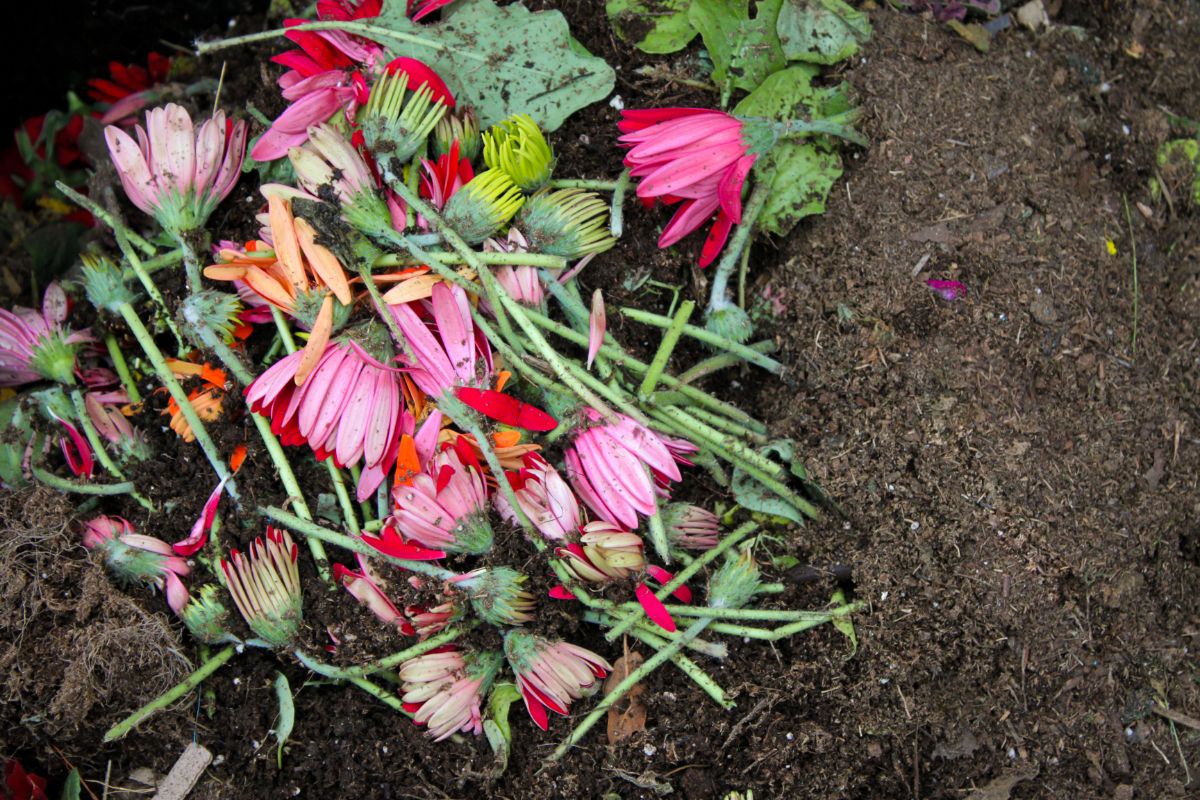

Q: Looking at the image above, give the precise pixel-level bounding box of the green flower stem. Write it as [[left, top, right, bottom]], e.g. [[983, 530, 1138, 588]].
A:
[[582, 610, 732, 709], [54, 182, 155, 257], [647, 502, 671, 566], [676, 341, 778, 385], [707, 184, 769, 316], [196, 20, 489, 65], [102, 644, 236, 742], [583, 610, 726, 659], [737, 237, 752, 310], [759, 582, 785, 594], [617, 603, 836, 621], [638, 300, 695, 399], [372, 251, 567, 269], [346, 676, 414, 718], [603, 521, 757, 643], [30, 467, 134, 495], [176, 233, 205, 294], [521, 305, 765, 432], [551, 349, 652, 426], [550, 617, 713, 760], [261, 506, 457, 582], [706, 602, 864, 640], [136, 248, 185, 276], [116, 302, 239, 502], [182, 304, 330, 580], [609, 169, 630, 238], [671, 402, 769, 446], [349, 464, 375, 523], [112, 228, 185, 351], [621, 306, 782, 375], [104, 333, 142, 402], [68, 388, 154, 511], [293, 624, 471, 680], [546, 178, 619, 191], [269, 307, 298, 351]]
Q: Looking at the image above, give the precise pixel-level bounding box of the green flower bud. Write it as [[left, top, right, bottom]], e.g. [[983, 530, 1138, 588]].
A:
[[443, 169, 525, 245], [514, 188, 615, 258], [483, 114, 554, 192], [433, 106, 481, 163]]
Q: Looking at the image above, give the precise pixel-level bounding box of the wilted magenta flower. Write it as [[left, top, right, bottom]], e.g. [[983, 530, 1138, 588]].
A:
[[399, 649, 501, 741], [82, 516, 190, 614], [662, 503, 720, 550], [105, 104, 248, 235], [496, 452, 579, 541], [53, 414, 93, 478], [386, 443, 493, 554], [504, 631, 611, 730], [0, 283, 90, 386], [619, 108, 757, 267], [564, 409, 685, 530], [245, 329, 410, 501], [926, 279, 966, 301], [390, 282, 494, 397], [333, 554, 416, 635]]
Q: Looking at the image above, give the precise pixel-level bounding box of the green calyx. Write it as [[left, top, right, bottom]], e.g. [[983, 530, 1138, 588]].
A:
[[29, 333, 80, 385], [707, 546, 763, 610], [292, 288, 351, 335], [81, 255, 135, 313], [514, 188, 615, 259], [459, 567, 534, 626], [100, 537, 173, 586], [447, 512, 496, 557], [181, 584, 234, 644], [443, 170, 525, 245], [483, 114, 555, 193], [181, 290, 245, 346], [704, 305, 754, 345]]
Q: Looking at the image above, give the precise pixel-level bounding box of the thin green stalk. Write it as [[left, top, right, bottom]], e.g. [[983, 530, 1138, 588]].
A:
[[617, 603, 841, 621], [372, 251, 567, 269], [707, 184, 770, 316], [582, 611, 732, 709], [677, 341, 777, 385], [30, 467, 135, 495], [113, 228, 185, 351], [103, 644, 236, 742], [350, 464, 375, 523], [638, 300, 695, 398], [622, 306, 782, 375], [737, 240, 751, 310], [604, 522, 757, 642], [116, 303, 239, 502], [706, 602, 864, 640], [104, 333, 142, 402], [69, 388, 153, 510], [551, 618, 713, 759], [197, 21, 489, 64], [135, 247, 185, 277], [673, 402, 769, 445], [326, 461, 362, 536], [262, 506, 457, 581], [1123, 194, 1139, 355], [346, 676, 414, 717], [54, 182, 156, 257], [584, 610, 726, 659], [609, 169, 630, 238], [177, 233, 204, 294], [547, 178, 619, 191], [293, 624, 470, 679]]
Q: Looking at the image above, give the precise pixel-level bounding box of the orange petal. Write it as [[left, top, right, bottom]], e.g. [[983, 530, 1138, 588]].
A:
[[269, 195, 307, 291], [294, 217, 353, 306], [200, 364, 228, 389], [393, 435, 420, 487], [494, 369, 512, 392], [230, 443, 248, 473], [371, 266, 431, 283], [165, 359, 204, 378], [295, 294, 334, 386], [244, 266, 296, 310], [493, 430, 522, 448], [203, 264, 249, 281], [381, 274, 442, 305]]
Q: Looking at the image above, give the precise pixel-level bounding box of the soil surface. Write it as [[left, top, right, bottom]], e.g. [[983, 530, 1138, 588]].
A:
[[2, 2, 1199, 799]]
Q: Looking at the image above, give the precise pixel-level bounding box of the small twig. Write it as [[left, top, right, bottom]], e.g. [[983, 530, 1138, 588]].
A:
[[103, 645, 236, 742]]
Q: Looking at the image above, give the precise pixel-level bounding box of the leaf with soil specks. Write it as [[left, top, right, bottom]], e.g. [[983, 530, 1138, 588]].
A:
[[607, 0, 697, 54], [776, 0, 872, 64], [371, 0, 615, 131], [605, 651, 648, 743], [730, 438, 816, 523], [689, 0, 786, 97], [272, 672, 294, 768], [484, 683, 521, 777]]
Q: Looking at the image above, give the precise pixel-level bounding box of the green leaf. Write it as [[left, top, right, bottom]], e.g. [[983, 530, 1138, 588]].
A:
[[484, 682, 521, 777], [730, 438, 814, 524], [607, 0, 698, 54], [370, 0, 615, 131], [59, 769, 81, 800], [689, 0, 786, 97], [734, 68, 850, 235], [273, 672, 295, 768], [776, 0, 871, 65], [830, 588, 858, 657]]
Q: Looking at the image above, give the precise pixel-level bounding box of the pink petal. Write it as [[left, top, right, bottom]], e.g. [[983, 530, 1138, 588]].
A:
[[587, 289, 605, 370], [548, 585, 576, 600], [173, 475, 228, 556], [636, 583, 676, 632]]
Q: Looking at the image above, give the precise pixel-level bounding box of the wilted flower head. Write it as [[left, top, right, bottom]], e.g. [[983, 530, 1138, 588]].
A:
[[0, 283, 89, 387], [708, 546, 763, 610], [451, 567, 535, 626], [503, 631, 611, 730], [483, 114, 554, 192], [419, 140, 474, 213], [495, 452, 579, 541], [82, 516, 190, 614], [564, 409, 686, 530], [389, 282, 494, 397], [442, 169, 525, 244], [399, 648, 502, 741], [433, 105, 481, 162], [482, 228, 544, 308], [359, 68, 449, 181], [180, 584, 234, 644], [290, 123, 393, 236], [618, 108, 756, 267], [221, 526, 303, 647], [388, 443, 493, 555], [105, 103, 248, 235], [556, 521, 645, 584], [514, 188, 615, 259], [662, 503, 720, 551]]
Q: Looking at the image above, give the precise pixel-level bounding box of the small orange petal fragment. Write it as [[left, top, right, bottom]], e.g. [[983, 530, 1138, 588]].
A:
[[295, 294, 334, 386]]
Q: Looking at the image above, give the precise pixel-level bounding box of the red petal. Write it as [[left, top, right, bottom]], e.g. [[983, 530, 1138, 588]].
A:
[[454, 387, 557, 432], [636, 583, 676, 632], [520, 686, 549, 731], [645, 565, 692, 603], [547, 585, 575, 600], [362, 531, 446, 561]]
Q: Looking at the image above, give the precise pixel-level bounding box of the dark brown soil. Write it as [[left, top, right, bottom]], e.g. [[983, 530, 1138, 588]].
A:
[[3, 1, 1199, 798]]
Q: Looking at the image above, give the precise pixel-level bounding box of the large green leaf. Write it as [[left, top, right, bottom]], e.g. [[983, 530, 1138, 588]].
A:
[[689, 0, 786, 97], [606, 0, 698, 54], [370, 0, 615, 131], [776, 0, 871, 64], [734, 67, 851, 235]]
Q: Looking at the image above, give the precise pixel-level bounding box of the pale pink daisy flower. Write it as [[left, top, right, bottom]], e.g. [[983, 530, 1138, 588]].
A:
[[384, 442, 493, 554], [82, 516, 190, 614], [399, 649, 501, 741], [389, 282, 494, 397], [483, 228, 543, 308], [105, 103, 247, 234], [662, 503, 720, 550], [619, 108, 757, 267], [495, 452, 579, 541], [0, 282, 90, 387], [503, 631, 611, 731]]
